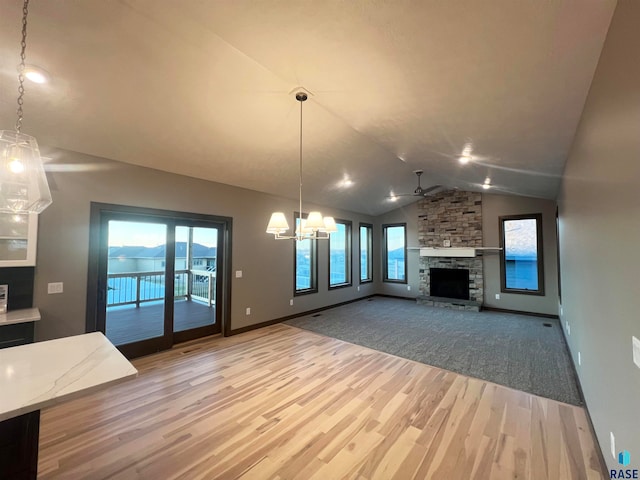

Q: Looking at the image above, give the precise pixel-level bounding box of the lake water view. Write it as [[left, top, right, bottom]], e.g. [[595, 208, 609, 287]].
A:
[[505, 259, 538, 290]]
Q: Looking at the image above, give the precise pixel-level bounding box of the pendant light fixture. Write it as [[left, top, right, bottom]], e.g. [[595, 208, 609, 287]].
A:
[[0, 0, 52, 214], [266, 91, 337, 240]]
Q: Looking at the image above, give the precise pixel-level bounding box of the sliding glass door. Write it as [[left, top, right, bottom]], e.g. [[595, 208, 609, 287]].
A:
[[105, 219, 169, 348], [89, 204, 230, 358], [172, 224, 220, 343]]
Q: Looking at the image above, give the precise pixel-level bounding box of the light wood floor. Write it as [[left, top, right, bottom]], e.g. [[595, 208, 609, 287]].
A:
[[38, 324, 606, 479]]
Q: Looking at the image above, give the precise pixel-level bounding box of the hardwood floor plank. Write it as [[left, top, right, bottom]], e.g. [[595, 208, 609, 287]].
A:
[[37, 324, 606, 479], [370, 425, 421, 479]]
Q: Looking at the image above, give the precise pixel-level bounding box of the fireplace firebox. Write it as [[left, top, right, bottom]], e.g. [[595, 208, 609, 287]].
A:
[[429, 268, 470, 300]]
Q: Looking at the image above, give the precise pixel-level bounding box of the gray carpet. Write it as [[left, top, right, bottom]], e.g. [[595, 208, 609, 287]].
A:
[[286, 297, 581, 405]]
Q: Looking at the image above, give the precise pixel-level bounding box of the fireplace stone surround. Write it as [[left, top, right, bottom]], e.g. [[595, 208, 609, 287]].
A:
[[416, 190, 484, 311]]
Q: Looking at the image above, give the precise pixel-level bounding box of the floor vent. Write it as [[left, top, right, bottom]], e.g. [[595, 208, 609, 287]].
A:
[[543, 322, 553, 327]]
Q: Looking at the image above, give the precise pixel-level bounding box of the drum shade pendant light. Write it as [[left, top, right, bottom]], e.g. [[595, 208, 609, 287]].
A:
[[266, 92, 337, 240], [0, 0, 52, 214]]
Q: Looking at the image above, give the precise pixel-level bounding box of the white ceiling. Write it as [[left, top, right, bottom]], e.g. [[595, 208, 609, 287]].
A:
[[0, 0, 616, 215]]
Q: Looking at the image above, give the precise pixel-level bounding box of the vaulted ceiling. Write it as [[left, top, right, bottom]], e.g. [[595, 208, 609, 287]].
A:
[[0, 0, 616, 215]]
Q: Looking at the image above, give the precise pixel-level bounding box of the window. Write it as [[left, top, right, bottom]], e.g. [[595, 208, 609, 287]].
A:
[[359, 223, 372, 283], [329, 219, 352, 288], [500, 213, 544, 295], [383, 224, 407, 283], [294, 215, 317, 295]]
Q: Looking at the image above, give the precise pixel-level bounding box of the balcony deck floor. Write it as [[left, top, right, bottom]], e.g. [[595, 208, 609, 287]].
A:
[[106, 299, 214, 346]]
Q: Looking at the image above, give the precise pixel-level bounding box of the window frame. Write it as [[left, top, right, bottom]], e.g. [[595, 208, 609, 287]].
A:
[[293, 212, 318, 296], [328, 218, 352, 290], [555, 207, 561, 303], [382, 223, 407, 284], [499, 213, 545, 296], [359, 223, 373, 284]]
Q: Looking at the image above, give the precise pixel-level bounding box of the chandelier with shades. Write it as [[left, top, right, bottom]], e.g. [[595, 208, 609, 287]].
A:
[[266, 91, 337, 240], [0, 0, 52, 214]]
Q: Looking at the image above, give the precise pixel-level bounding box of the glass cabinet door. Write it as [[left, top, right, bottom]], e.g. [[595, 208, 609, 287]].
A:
[[0, 213, 37, 266]]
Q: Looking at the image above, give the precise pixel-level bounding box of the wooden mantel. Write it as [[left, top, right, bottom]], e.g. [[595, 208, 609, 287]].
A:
[[419, 247, 501, 257]]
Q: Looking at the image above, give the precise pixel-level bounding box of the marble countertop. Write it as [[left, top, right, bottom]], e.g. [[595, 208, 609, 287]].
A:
[[0, 307, 41, 326], [0, 332, 137, 422]]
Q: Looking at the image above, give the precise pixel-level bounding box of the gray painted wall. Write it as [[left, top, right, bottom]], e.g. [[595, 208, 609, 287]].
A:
[[482, 193, 559, 315], [34, 148, 376, 341], [557, 0, 640, 470]]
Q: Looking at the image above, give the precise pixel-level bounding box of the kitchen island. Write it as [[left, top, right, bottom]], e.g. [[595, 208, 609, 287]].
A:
[[0, 332, 137, 479]]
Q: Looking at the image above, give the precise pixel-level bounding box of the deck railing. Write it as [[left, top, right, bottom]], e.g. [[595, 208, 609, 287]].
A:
[[107, 269, 215, 308], [190, 269, 216, 307]]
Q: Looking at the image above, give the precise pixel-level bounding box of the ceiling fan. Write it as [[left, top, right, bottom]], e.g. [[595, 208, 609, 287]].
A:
[[390, 170, 442, 198]]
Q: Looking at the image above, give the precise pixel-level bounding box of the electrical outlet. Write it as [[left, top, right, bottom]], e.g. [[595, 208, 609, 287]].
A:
[[611, 432, 616, 460], [235, 270, 243, 278], [633, 336, 640, 368], [289, 299, 293, 306], [566, 321, 570, 335], [407, 285, 411, 291], [357, 286, 360, 292], [47, 282, 63, 294], [495, 293, 500, 300], [560, 306, 563, 316], [578, 351, 581, 366], [245, 307, 251, 315]]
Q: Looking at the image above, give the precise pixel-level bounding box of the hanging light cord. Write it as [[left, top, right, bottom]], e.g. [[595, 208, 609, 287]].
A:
[[298, 95, 303, 240], [15, 0, 30, 134]]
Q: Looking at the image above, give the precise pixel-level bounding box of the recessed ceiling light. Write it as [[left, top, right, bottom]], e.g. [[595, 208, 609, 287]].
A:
[[22, 65, 49, 84], [482, 183, 491, 190], [389, 194, 398, 202], [337, 175, 354, 188], [459, 142, 473, 164]]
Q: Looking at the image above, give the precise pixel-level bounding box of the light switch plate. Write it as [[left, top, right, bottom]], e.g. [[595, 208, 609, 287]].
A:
[[632, 336, 640, 368], [235, 270, 243, 278], [48, 282, 64, 294]]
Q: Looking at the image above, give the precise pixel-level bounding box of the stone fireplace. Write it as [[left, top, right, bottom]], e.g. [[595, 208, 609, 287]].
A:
[[416, 190, 484, 311]]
